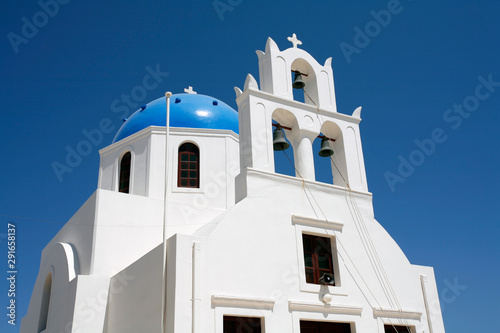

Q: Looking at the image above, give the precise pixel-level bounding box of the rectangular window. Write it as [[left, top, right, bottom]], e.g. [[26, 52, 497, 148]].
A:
[[300, 320, 351, 333], [384, 325, 413, 333], [302, 234, 334, 285], [223, 316, 261, 333]]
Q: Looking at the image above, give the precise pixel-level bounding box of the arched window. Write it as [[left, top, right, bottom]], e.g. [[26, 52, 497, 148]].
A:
[[119, 152, 131, 193], [178, 143, 199, 188], [38, 272, 52, 332]]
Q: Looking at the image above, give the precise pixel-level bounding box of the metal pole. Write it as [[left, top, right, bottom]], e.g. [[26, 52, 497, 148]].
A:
[[161, 91, 172, 333]]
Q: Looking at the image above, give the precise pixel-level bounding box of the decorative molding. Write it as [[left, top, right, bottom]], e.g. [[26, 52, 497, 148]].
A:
[[373, 308, 422, 320], [100, 126, 238, 156], [245, 168, 372, 197], [235, 88, 361, 124], [288, 301, 363, 316], [211, 295, 275, 310], [292, 215, 344, 232]]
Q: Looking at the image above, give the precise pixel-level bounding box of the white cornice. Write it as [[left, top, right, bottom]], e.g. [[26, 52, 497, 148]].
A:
[[288, 300, 363, 316], [373, 308, 422, 320], [211, 295, 275, 310], [292, 215, 344, 232], [100, 126, 239, 156], [245, 168, 372, 197], [149, 126, 239, 139], [236, 88, 361, 124]]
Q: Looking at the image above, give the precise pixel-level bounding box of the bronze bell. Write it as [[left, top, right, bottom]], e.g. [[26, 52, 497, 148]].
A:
[[318, 137, 334, 157], [273, 126, 290, 151], [292, 72, 305, 89]]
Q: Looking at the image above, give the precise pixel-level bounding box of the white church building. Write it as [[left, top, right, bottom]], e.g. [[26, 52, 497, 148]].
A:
[[21, 35, 445, 333]]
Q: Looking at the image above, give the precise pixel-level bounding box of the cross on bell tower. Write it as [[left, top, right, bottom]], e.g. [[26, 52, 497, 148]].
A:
[[287, 33, 302, 48]]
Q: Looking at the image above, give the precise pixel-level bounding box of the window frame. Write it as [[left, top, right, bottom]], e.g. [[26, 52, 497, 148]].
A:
[[177, 142, 200, 188], [118, 151, 132, 193], [292, 218, 344, 294], [302, 234, 335, 285]]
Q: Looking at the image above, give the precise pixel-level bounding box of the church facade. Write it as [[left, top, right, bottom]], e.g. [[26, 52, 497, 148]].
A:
[[21, 36, 445, 333]]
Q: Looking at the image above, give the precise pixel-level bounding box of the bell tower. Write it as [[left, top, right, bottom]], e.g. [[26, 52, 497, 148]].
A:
[[235, 35, 368, 197]]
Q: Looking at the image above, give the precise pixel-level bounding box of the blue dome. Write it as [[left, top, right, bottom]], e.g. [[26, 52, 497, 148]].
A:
[[113, 93, 239, 143]]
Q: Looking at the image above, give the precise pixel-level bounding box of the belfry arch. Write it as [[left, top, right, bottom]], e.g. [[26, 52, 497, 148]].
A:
[[291, 58, 318, 106], [271, 108, 297, 177], [319, 121, 348, 187]]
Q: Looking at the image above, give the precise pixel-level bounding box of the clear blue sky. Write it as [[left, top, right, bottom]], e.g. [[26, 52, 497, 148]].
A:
[[1, 0, 499, 331]]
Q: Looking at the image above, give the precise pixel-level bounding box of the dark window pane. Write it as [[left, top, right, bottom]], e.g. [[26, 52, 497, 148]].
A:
[[181, 171, 188, 178], [119, 152, 131, 193], [189, 179, 197, 187], [316, 238, 331, 254], [224, 320, 236, 333], [318, 253, 331, 270], [181, 154, 189, 161], [224, 316, 261, 333], [190, 154, 197, 161], [181, 162, 188, 169], [303, 236, 312, 252], [304, 253, 313, 268], [181, 180, 188, 187], [301, 321, 351, 333]]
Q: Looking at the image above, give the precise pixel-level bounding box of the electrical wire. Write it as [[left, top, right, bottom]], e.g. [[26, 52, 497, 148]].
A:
[[300, 87, 413, 331], [281, 149, 403, 332]]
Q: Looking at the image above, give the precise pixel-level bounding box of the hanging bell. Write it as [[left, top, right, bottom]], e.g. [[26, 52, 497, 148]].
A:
[[318, 137, 334, 157], [273, 126, 290, 151], [292, 72, 305, 89]]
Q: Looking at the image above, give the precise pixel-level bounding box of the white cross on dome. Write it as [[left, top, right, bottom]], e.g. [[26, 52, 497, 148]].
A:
[[184, 86, 197, 94]]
